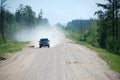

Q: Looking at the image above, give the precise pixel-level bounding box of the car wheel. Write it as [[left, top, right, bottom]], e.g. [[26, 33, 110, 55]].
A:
[[48, 45, 50, 48], [40, 46, 42, 48]]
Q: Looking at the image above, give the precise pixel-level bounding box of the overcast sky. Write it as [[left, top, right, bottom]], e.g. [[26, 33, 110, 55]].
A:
[[6, 0, 105, 25]]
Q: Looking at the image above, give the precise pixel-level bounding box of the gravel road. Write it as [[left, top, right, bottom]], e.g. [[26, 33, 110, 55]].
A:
[[0, 31, 120, 80]]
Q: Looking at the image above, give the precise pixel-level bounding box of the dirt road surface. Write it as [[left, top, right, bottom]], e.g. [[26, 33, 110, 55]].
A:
[[0, 30, 120, 80]]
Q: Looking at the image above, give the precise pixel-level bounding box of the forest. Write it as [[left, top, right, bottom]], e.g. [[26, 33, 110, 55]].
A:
[[62, 0, 120, 55], [0, 0, 49, 42]]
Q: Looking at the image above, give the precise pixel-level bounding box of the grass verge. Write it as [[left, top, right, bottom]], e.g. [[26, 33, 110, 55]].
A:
[[67, 35, 120, 73], [0, 40, 29, 57]]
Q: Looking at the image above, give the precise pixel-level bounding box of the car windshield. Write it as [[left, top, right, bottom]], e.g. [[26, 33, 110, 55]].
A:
[[40, 39, 49, 41]]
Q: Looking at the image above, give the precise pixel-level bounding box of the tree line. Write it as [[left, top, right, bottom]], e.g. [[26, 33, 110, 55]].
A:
[[62, 0, 120, 54], [95, 0, 120, 54], [0, 0, 49, 41]]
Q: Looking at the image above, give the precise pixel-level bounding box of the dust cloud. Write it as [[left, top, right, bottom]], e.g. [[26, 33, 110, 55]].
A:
[[14, 26, 64, 47]]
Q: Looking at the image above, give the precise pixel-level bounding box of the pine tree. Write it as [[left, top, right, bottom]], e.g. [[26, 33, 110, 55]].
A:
[[0, 0, 7, 39], [95, 0, 120, 54]]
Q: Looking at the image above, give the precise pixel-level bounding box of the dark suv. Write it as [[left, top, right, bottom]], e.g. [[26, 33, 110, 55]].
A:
[[39, 38, 50, 48]]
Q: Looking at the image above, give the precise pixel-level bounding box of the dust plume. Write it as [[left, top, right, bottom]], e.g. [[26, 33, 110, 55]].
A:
[[14, 26, 64, 47]]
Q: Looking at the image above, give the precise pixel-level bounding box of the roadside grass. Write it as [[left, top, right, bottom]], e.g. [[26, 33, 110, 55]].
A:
[[0, 40, 29, 57], [67, 35, 120, 73]]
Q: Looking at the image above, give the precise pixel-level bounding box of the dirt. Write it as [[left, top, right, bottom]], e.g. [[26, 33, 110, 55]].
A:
[[0, 30, 120, 80]]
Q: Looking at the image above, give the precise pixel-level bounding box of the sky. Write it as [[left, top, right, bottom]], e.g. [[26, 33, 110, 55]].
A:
[[6, 0, 106, 25]]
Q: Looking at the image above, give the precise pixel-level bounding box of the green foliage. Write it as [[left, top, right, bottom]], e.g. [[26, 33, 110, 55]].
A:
[[15, 4, 37, 28], [0, 3, 50, 40], [85, 21, 99, 47], [66, 30, 81, 41], [96, 0, 120, 54], [0, 40, 28, 56], [64, 19, 93, 44], [66, 19, 91, 32], [65, 19, 99, 47], [0, 35, 6, 43], [0, 0, 8, 39]]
